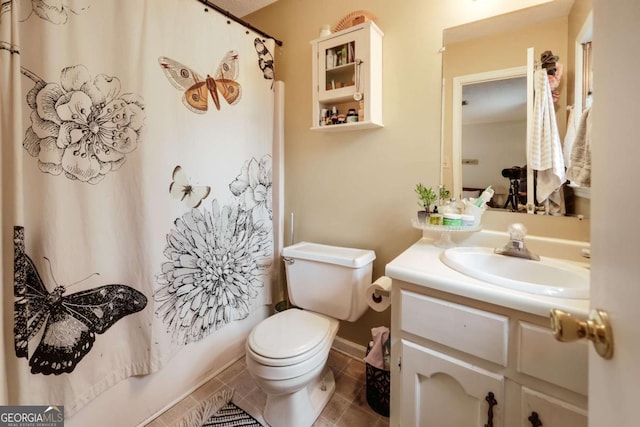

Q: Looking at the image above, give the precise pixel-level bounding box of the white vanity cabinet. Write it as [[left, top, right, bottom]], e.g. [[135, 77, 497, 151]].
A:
[[390, 283, 588, 427], [310, 21, 383, 131]]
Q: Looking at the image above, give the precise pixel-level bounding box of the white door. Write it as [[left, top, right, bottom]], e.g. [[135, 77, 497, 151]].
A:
[[589, 1, 640, 426]]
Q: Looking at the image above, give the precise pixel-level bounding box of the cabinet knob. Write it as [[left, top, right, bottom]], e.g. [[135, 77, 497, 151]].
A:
[[484, 391, 497, 427], [528, 411, 543, 427], [550, 308, 614, 359]]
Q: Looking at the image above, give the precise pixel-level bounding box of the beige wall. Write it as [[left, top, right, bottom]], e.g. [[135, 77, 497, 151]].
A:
[[247, 0, 589, 346]]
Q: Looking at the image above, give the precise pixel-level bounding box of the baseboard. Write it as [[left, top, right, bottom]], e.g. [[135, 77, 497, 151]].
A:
[[332, 336, 367, 360]]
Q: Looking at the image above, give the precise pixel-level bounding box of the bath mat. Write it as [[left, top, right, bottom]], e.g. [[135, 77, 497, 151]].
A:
[[177, 388, 263, 427], [176, 388, 232, 427], [202, 401, 263, 426]]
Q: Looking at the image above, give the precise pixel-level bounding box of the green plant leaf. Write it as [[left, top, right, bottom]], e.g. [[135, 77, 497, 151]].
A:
[[415, 183, 437, 210]]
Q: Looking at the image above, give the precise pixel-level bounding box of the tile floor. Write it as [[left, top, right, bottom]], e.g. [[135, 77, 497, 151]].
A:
[[146, 349, 390, 427]]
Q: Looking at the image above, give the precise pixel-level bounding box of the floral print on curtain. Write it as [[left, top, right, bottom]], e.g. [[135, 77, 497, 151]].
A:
[[15, 0, 91, 24], [155, 155, 273, 345], [1, 0, 275, 416], [21, 65, 146, 184]]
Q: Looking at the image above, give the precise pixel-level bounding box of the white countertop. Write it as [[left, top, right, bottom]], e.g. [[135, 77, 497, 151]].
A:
[[385, 237, 590, 318]]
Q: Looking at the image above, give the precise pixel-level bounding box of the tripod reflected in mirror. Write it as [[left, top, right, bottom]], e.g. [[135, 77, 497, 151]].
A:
[[502, 166, 527, 211]]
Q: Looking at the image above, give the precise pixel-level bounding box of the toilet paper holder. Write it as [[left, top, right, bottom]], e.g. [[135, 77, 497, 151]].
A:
[[372, 288, 390, 303]]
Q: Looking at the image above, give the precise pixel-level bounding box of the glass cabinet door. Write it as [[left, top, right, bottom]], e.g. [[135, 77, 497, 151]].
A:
[[317, 29, 365, 102]]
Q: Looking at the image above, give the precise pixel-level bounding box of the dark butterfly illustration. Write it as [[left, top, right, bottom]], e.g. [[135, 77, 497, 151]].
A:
[[158, 51, 241, 113], [254, 38, 274, 87], [169, 165, 210, 208], [13, 226, 147, 375]]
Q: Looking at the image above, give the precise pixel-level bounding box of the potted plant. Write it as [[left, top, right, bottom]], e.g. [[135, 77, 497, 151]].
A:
[[439, 184, 451, 207], [415, 183, 437, 223]]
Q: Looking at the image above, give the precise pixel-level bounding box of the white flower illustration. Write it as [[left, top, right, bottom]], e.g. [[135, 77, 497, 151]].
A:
[[18, 0, 91, 24], [155, 199, 272, 345], [22, 65, 145, 184], [229, 155, 272, 223]]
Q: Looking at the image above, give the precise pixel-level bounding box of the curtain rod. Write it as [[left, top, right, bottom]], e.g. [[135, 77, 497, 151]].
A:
[[196, 0, 283, 47]]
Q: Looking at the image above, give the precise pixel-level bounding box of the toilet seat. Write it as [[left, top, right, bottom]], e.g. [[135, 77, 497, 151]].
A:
[[247, 309, 337, 367]]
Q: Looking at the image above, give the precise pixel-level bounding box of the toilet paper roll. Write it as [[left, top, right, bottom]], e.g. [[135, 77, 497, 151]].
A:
[[366, 276, 392, 312]]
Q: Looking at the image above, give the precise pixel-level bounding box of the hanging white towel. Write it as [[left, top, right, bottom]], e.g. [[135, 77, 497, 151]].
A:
[[529, 68, 566, 208], [563, 105, 580, 168], [566, 107, 592, 187]]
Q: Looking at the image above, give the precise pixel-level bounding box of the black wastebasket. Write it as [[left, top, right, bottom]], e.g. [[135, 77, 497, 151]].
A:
[[365, 343, 390, 417]]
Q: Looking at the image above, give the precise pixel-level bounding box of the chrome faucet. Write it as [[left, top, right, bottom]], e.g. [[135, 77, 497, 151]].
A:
[[495, 223, 540, 261]]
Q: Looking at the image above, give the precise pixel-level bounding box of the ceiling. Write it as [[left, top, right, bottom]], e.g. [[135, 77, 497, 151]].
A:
[[205, 0, 277, 18], [443, 0, 575, 45]]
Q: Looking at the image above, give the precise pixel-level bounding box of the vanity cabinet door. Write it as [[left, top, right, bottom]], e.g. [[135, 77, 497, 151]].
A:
[[520, 387, 587, 427], [401, 339, 505, 427], [517, 321, 588, 395]]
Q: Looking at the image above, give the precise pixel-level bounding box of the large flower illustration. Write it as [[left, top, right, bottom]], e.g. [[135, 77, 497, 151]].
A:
[[229, 155, 272, 222], [155, 199, 272, 345], [17, 0, 91, 24], [22, 65, 145, 184]]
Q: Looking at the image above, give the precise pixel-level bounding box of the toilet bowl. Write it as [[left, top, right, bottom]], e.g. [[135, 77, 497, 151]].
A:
[[245, 242, 376, 427], [246, 308, 339, 426]]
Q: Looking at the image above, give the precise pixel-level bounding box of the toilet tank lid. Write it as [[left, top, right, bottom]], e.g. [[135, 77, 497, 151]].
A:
[[282, 242, 376, 268]]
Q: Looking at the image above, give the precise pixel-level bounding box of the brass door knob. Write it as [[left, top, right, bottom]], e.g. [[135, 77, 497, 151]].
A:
[[550, 308, 614, 359]]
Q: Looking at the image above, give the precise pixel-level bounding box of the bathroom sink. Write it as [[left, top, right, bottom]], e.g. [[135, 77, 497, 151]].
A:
[[440, 247, 589, 299]]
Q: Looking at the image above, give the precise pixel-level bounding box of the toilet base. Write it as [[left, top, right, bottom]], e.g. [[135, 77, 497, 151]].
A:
[[263, 367, 335, 427]]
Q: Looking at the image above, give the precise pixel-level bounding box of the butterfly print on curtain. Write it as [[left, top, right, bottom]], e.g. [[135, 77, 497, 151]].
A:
[[20, 65, 146, 184], [158, 51, 242, 113], [253, 38, 274, 88], [13, 226, 148, 375], [169, 165, 211, 209]]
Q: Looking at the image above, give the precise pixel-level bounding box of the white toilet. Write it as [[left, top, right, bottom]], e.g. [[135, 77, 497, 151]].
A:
[[245, 241, 376, 427]]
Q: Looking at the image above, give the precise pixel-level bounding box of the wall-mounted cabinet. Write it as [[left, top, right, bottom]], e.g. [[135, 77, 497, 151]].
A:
[[310, 21, 383, 131]]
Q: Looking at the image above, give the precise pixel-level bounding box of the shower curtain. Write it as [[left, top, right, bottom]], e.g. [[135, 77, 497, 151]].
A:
[[0, 0, 276, 417]]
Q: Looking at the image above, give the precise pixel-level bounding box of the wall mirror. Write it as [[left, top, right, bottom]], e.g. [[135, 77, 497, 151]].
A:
[[441, 0, 593, 217]]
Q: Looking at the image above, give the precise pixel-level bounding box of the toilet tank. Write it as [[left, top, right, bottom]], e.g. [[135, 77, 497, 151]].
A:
[[282, 242, 376, 322]]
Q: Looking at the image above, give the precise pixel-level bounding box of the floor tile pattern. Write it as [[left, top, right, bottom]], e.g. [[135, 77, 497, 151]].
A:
[[146, 349, 390, 427]]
